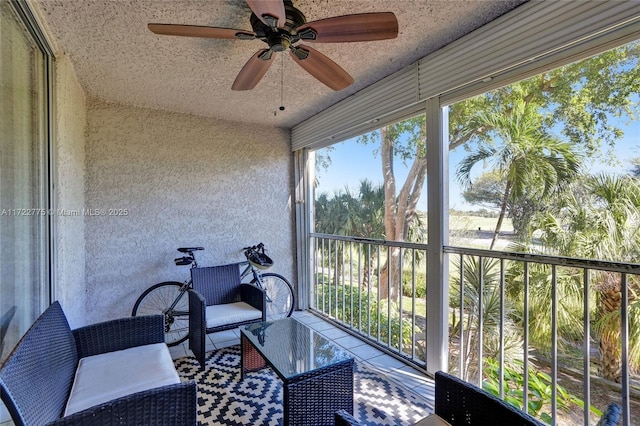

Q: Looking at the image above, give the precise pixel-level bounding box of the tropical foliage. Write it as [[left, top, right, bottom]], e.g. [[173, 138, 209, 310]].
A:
[[314, 280, 418, 353], [449, 256, 525, 381], [526, 174, 640, 381], [482, 358, 601, 423], [456, 100, 581, 248], [313, 41, 640, 422]]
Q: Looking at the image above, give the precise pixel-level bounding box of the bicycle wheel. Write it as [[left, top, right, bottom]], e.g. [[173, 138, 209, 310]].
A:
[[132, 281, 189, 346], [256, 273, 294, 321]]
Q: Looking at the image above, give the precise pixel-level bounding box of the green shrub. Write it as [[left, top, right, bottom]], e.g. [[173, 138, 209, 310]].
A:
[[401, 270, 426, 298], [482, 358, 601, 424], [315, 284, 419, 352]]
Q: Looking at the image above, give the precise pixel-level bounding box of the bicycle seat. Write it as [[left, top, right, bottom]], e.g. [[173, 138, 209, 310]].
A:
[[177, 247, 204, 253]]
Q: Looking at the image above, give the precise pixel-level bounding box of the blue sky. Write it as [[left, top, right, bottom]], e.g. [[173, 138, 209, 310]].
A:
[[314, 119, 640, 212]]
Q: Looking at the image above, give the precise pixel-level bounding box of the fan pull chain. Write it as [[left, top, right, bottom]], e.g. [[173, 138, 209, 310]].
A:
[[274, 55, 285, 117], [279, 54, 285, 111]]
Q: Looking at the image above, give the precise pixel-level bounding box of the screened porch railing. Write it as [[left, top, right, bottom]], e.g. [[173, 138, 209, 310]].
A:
[[309, 233, 638, 426]]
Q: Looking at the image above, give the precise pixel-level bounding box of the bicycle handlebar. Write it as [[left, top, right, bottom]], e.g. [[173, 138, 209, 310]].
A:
[[177, 247, 204, 253], [242, 243, 264, 252]]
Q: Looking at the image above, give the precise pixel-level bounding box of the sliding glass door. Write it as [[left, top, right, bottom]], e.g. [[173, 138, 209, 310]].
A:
[[0, 0, 51, 363]]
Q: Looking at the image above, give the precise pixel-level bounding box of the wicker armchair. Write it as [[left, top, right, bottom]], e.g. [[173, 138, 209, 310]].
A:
[[337, 372, 624, 426], [434, 371, 543, 425], [188, 263, 266, 369], [336, 371, 543, 426]]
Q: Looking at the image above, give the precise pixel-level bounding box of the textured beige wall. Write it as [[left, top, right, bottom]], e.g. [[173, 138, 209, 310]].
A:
[[53, 55, 87, 328], [84, 100, 295, 324]]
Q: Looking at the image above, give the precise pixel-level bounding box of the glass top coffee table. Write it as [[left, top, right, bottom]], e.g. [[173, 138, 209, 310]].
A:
[[240, 318, 354, 426]]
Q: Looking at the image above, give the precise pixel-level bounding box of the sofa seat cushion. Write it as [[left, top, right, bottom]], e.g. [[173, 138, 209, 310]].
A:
[[205, 302, 262, 329], [415, 415, 452, 426], [64, 342, 180, 416]]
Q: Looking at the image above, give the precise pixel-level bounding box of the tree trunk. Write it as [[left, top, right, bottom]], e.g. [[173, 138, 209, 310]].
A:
[[380, 127, 398, 300], [362, 255, 373, 290], [362, 263, 370, 290], [490, 180, 512, 250], [598, 273, 622, 382], [378, 125, 428, 300], [378, 247, 401, 300], [463, 310, 477, 382]]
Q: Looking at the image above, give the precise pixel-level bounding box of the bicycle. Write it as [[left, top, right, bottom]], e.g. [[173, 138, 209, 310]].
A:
[[131, 244, 294, 346]]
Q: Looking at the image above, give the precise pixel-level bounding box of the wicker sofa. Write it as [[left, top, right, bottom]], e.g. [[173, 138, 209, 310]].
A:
[[0, 301, 196, 425]]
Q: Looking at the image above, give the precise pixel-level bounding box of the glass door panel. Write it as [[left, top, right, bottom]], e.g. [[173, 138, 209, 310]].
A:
[[0, 1, 49, 363]]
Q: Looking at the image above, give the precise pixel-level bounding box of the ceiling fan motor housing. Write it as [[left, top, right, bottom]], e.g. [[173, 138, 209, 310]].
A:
[[250, 1, 308, 54]]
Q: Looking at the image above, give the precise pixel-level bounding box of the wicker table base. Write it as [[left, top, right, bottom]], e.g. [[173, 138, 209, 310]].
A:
[[240, 319, 354, 426]]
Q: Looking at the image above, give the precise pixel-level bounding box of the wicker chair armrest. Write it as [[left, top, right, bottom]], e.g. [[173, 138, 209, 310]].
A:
[[240, 283, 266, 319], [188, 288, 206, 332], [47, 381, 197, 426], [188, 289, 207, 369], [72, 314, 165, 358], [335, 409, 362, 426]]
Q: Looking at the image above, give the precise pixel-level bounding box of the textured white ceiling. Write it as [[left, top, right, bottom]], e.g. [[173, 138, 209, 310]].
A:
[[35, 0, 526, 128]]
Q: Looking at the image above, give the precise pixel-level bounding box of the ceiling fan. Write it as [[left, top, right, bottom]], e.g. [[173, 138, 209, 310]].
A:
[[148, 0, 398, 91]]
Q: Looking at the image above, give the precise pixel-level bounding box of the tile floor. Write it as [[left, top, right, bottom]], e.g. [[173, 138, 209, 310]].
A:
[[170, 310, 436, 406]]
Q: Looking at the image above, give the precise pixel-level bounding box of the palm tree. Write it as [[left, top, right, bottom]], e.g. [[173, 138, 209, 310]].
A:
[[450, 256, 524, 382], [530, 174, 640, 381], [315, 180, 386, 240], [348, 180, 386, 289], [456, 100, 581, 249], [315, 190, 351, 236], [504, 255, 585, 359], [314, 190, 349, 314], [315, 179, 426, 299], [314, 181, 385, 308]]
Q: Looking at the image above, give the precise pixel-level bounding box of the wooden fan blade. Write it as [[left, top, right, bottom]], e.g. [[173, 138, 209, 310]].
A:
[[148, 24, 255, 40], [289, 45, 354, 91], [246, 0, 285, 28], [297, 12, 398, 43], [232, 49, 275, 90]]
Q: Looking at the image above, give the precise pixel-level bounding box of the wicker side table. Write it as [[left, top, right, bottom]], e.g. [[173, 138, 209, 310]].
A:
[[241, 318, 355, 426]]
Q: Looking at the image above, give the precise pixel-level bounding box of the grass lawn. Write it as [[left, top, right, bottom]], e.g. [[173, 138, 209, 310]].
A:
[[402, 296, 426, 317], [450, 214, 514, 233]]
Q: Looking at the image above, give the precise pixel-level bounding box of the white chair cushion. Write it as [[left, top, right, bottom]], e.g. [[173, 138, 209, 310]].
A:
[[64, 342, 180, 416], [415, 415, 452, 426], [205, 302, 262, 328]]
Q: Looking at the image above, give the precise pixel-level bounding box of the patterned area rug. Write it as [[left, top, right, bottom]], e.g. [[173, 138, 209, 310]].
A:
[[174, 345, 432, 425]]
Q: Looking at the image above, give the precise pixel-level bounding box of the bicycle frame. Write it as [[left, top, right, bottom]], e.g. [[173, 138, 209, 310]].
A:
[[240, 261, 261, 283], [165, 251, 200, 315], [239, 260, 280, 305], [166, 279, 192, 317]]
